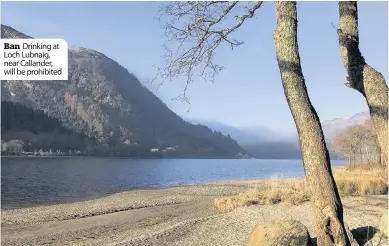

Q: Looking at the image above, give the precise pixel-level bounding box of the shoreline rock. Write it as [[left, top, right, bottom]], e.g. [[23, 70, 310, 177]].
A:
[[248, 220, 311, 246]]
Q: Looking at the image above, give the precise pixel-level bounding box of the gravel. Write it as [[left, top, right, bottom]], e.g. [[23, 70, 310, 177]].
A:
[[2, 181, 387, 246]]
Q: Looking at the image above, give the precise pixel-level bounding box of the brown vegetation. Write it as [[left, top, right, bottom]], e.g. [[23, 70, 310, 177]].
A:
[[214, 178, 310, 213], [214, 164, 388, 213], [334, 164, 388, 196], [332, 120, 381, 165]]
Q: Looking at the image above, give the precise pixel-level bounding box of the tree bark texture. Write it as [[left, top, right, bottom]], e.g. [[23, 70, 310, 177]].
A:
[[273, 2, 350, 245], [338, 1, 388, 168]]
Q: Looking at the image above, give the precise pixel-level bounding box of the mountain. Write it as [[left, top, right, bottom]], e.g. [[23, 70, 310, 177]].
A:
[[1, 101, 97, 154], [191, 112, 370, 159], [321, 111, 370, 142], [1, 24, 247, 158], [243, 140, 302, 159], [187, 120, 301, 159], [185, 118, 295, 145]]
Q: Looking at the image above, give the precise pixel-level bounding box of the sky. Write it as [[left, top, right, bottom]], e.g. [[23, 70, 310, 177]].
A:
[[1, 1, 388, 133]]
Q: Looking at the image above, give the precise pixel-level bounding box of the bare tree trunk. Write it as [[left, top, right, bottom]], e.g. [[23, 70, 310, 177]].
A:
[[337, 1, 388, 168], [273, 2, 349, 245], [349, 145, 353, 166], [365, 146, 370, 164], [348, 147, 351, 165]]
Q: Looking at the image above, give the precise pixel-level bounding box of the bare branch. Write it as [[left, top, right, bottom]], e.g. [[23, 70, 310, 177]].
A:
[[153, 1, 263, 103], [344, 76, 352, 88]]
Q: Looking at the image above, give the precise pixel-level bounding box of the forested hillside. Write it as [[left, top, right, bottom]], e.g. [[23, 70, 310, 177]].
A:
[[1, 25, 247, 158], [1, 101, 96, 155]]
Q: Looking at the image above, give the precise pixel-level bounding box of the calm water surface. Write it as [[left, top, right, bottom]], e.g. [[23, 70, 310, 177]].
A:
[[1, 158, 346, 209]]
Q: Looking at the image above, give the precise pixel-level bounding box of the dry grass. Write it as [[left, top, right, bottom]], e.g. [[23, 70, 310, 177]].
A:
[[214, 164, 388, 213], [334, 164, 388, 196], [214, 178, 309, 213]]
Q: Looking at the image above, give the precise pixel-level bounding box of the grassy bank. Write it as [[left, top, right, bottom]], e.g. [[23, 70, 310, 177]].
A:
[[214, 164, 388, 212]]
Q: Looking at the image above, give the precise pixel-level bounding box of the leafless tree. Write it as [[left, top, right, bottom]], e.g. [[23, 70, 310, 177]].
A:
[[333, 125, 360, 165], [337, 1, 388, 168], [156, 1, 263, 102], [157, 1, 350, 245], [333, 121, 381, 165], [1, 139, 24, 155]]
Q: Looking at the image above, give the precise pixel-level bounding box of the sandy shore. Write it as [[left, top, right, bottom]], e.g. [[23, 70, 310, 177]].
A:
[[2, 180, 387, 246]]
